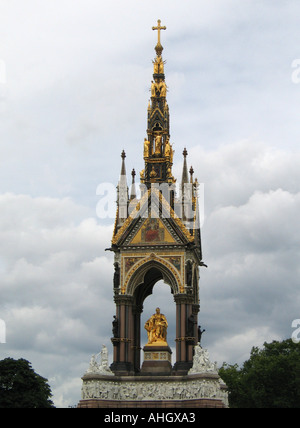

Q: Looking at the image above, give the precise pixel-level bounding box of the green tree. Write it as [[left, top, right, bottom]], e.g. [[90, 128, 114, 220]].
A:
[[219, 339, 300, 408], [0, 358, 55, 408]]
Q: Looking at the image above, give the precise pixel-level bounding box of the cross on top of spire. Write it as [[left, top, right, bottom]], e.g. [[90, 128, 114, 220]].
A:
[[152, 19, 166, 57], [152, 19, 167, 46]]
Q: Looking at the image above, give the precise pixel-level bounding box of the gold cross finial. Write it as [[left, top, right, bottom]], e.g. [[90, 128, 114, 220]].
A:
[[152, 19, 166, 46]]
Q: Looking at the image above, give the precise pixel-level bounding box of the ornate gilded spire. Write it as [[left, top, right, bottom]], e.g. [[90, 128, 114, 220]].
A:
[[152, 20, 167, 78], [141, 20, 174, 187]]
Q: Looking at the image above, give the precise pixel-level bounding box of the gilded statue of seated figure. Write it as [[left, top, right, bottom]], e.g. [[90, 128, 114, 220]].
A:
[[144, 307, 168, 346]]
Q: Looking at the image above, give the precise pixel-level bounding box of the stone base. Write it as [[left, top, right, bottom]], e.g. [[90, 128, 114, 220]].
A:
[[78, 398, 226, 408], [78, 373, 228, 408], [173, 360, 193, 375], [141, 345, 172, 375], [109, 361, 135, 376]]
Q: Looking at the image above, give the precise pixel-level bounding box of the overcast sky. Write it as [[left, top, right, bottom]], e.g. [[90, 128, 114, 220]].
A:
[[0, 0, 300, 407]]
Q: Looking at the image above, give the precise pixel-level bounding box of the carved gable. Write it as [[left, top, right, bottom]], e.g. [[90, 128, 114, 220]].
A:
[[112, 187, 194, 248]]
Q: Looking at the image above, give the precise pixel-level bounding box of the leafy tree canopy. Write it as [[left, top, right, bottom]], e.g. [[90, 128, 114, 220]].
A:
[[219, 339, 300, 408], [0, 358, 55, 408]]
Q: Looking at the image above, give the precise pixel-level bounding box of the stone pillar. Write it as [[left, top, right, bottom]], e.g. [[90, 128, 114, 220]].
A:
[[175, 302, 181, 363], [111, 295, 135, 375], [180, 302, 187, 362], [132, 305, 143, 373], [174, 295, 199, 374]]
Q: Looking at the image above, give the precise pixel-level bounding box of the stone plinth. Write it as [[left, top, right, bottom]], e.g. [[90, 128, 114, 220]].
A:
[[141, 345, 172, 375], [78, 345, 229, 408], [78, 373, 228, 408], [78, 397, 226, 409]]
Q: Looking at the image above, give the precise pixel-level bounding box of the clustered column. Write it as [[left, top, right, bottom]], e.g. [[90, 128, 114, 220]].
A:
[[111, 296, 135, 375], [174, 295, 200, 373]]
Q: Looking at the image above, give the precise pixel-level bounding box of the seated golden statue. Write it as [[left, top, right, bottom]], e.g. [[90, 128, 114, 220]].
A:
[[159, 80, 167, 98], [144, 307, 168, 346]]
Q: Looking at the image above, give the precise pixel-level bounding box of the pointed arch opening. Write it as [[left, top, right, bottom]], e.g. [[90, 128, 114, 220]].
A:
[[124, 260, 180, 372], [112, 258, 199, 375], [141, 279, 176, 352], [127, 258, 181, 302]]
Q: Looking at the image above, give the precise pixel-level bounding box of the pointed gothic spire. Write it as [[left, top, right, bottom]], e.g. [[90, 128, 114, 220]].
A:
[[181, 148, 189, 191], [189, 166, 194, 183], [117, 150, 128, 221], [130, 168, 137, 201], [120, 150, 127, 177], [181, 148, 191, 222]]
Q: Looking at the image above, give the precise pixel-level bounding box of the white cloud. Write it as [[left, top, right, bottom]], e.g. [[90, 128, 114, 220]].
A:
[[210, 327, 282, 366], [206, 188, 300, 255], [189, 141, 300, 367], [0, 193, 115, 406]]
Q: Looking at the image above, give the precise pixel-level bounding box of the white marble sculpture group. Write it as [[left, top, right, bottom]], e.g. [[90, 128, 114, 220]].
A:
[[85, 344, 114, 376]]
